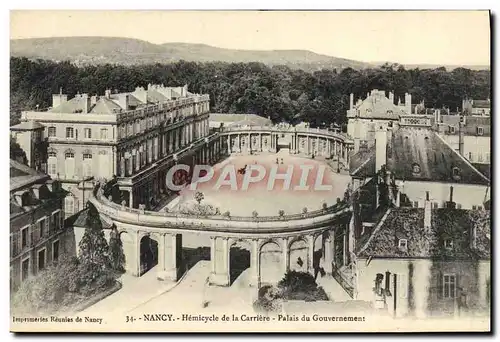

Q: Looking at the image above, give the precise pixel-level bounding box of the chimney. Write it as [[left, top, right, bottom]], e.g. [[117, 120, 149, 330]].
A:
[[105, 89, 111, 99], [81, 94, 91, 113], [91, 95, 98, 106], [405, 93, 412, 114], [349, 93, 354, 109], [389, 91, 394, 103], [424, 191, 432, 231], [434, 109, 441, 124], [446, 185, 456, 209], [52, 90, 68, 108], [375, 126, 388, 172], [118, 94, 130, 111]]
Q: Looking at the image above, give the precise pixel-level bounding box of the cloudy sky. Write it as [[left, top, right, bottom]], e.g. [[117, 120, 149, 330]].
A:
[[10, 10, 490, 66]]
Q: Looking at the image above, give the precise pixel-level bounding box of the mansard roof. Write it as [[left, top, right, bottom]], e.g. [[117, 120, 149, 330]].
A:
[[356, 208, 490, 260], [349, 128, 490, 185]]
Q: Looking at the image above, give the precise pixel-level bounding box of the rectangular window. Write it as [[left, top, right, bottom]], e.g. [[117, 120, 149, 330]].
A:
[[39, 219, 45, 239], [486, 153, 490, 163], [468, 152, 472, 160], [48, 160, 57, 176], [21, 227, 28, 249], [48, 127, 56, 137], [52, 240, 60, 262], [100, 128, 108, 140], [66, 127, 74, 139], [413, 201, 419, 208], [478, 154, 483, 163], [38, 249, 46, 271], [21, 258, 30, 281], [443, 274, 456, 298], [477, 127, 484, 135], [432, 202, 439, 209], [84, 128, 92, 139], [53, 211, 60, 230], [449, 126, 455, 134]]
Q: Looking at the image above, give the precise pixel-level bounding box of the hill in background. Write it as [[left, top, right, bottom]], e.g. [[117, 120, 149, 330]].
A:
[[10, 36, 375, 72]]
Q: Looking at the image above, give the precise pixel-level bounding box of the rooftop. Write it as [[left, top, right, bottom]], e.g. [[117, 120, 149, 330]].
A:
[[209, 113, 273, 127], [348, 90, 406, 120], [10, 159, 49, 191], [65, 207, 113, 229], [356, 207, 490, 260], [349, 127, 490, 185], [10, 121, 45, 131]]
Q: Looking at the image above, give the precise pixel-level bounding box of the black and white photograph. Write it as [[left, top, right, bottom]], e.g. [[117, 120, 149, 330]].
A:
[[8, 9, 491, 333]]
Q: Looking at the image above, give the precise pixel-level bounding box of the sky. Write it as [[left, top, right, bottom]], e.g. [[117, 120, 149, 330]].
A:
[[10, 10, 491, 66]]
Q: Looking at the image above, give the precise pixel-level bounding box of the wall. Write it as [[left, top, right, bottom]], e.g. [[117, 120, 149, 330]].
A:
[[463, 136, 490, 164], [355, 258, 490, 318], [397, 181, 490, 209]]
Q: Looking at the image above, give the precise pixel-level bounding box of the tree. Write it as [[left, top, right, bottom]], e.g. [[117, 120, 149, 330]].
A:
[[78, 203, 110, 269], [10, 137, 27, 164], [108, 226, 126, 274], [194, 191, 204, 204], [277, 271, 329, 301]]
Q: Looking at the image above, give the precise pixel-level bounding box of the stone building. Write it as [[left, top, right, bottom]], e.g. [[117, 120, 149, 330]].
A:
[[16, 84, 211, 218], [347, 89, 413, 153], [10, 121, 46, 171], [462, 98, 490, 116], [10, 160, 66, 291]]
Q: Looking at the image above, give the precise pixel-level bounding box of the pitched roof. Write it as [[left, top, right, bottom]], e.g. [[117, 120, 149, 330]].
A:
[[10, 121, 45, 131], [146, 90, 169, 103], [356, 208, 490, 260], [65, 208, 113, 229], [351, 90, 404, 120], [89, 97, 123, 114], [209, 113, 272, 127], [10, 159, 49, 191], [48, 95, 90, 113], [350, 128, 490, 185]]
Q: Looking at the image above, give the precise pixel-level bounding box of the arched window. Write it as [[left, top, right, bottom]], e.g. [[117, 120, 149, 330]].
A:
[[64, 149, 75, 179], [47, 149, 58, 177], [83, 151, 93, 178]]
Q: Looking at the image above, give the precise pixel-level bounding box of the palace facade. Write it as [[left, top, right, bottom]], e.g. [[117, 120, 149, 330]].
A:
[[16, 84, 211, 217]]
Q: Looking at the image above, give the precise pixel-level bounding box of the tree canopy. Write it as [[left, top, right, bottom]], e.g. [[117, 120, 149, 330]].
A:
[[10, 57, 490, 128]]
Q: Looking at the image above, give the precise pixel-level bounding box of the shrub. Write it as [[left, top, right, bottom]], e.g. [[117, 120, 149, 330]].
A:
[[223, 211, 231, 217], [252, 210, 259, 218], [322, 202, 328, 210], [108, 226, 126, 274], [278, 210, 285, 217], [194, 191, 204, 204], [277, 271, 329, 302], [302, 207, 308, 214]]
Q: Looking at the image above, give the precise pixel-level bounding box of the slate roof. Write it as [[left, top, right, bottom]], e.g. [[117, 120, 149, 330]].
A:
[[10, 121, 45, 131], [65, 208, 113, 229], [48, 95, 90, 113], [209, 113, 272, 127], [471, 163, 491, 179], [356, 208, 491, 260], [88, 97, 123, 114], [349, 128, 490, 185], [350, 91, 404, 120], [10, 160, 49, 191]]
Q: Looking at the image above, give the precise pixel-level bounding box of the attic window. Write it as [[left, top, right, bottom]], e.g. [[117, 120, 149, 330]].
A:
[[452, 167, 461, 181], [444, 239, 454, 249], [398, 239, 408, 250], [449, 126, 456, 134]]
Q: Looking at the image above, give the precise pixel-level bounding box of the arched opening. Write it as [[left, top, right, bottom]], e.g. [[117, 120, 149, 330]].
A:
[[229, 240, 251, 286], [289, 239, 308, 273], [259, 241, 282, 286], [140, 235, 158, 276]]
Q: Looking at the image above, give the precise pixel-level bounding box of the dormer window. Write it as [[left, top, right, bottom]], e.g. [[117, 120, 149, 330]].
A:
[[444, 239, 454, 249], [452, 167, 461, 181], [477, 127, 484, 136], [449, 126, 455, 134], [398, 239, 408, 250]]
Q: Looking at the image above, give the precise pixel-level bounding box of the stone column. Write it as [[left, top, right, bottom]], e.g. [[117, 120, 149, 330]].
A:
[[120, 156, 125, 177], [282, 237, 290, 276], [157, 233, 180, 282], [307, 137, 310, 155], [124, 231, 140, 276], [251, 239, 260, 288], [129, 190, 134, 208], [308, 235, 315, 275], [323, 232, 334, 274], [209, 236, 230, 286]]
